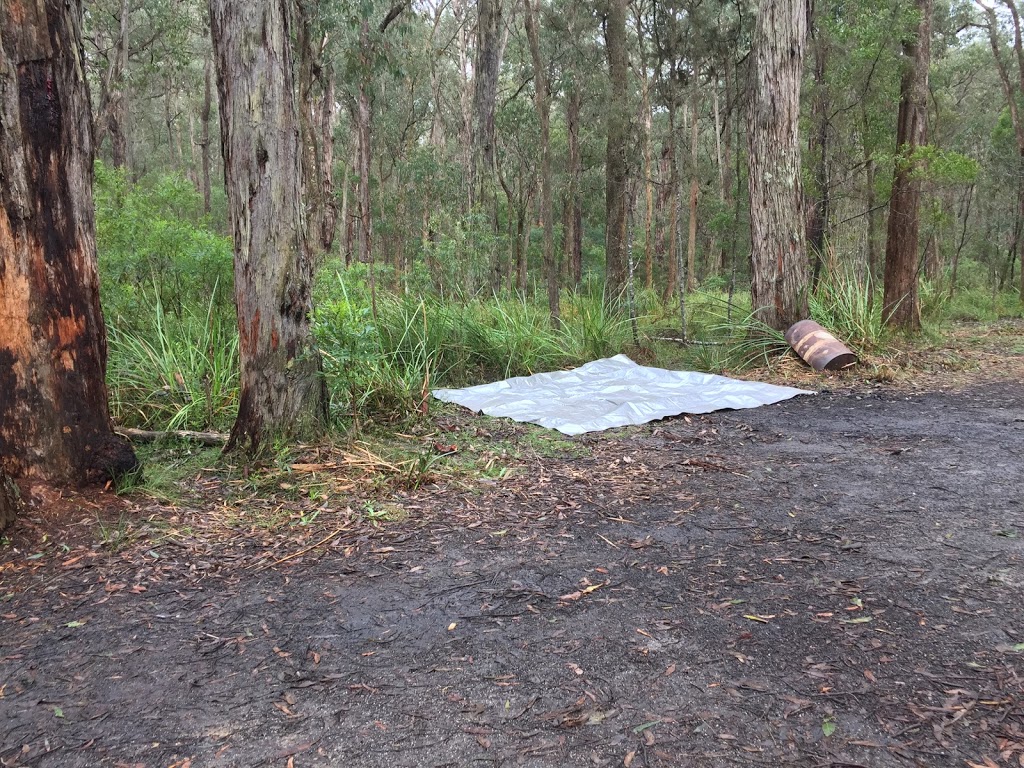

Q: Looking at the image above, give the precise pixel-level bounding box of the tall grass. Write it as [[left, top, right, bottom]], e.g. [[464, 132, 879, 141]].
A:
[[107, 291, 238, 431], [809, 265, 884, 350], [313, 276, 640, 423]]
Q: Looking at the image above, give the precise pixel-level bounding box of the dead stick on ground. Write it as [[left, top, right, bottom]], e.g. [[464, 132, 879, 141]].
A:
[[252, 526, 351, 571], [116, 427, 228, 446]]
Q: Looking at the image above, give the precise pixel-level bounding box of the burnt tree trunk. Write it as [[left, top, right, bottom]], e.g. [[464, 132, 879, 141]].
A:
[[209, 0, 326, 454], [746, 0, 811, 330], [604, 0, 629, 299], [0, 0, 138, 485], [883, 0, 931, 330]]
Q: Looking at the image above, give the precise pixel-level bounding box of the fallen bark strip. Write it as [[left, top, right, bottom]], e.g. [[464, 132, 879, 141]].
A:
[[115, 427, 228, 446]]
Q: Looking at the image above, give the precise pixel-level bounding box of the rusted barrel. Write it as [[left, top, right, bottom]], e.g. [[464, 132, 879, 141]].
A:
[[785, 320, 858, 371]]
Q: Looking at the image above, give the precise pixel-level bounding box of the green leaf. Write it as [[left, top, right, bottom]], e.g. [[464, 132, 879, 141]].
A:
[[822, 719, 836, 737], [1013, 643, 1024, 652], [53, 707, 64, 718], [632, 720, 662, 734], [839, 616, 872, 624], [65, 620, 84, 628]]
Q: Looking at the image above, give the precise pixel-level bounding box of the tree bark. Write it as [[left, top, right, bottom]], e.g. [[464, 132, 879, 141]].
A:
[[604, 0, 629, 299], [746, 0, 811, 330], [524, 0, 560, 328], [472, 0, 503, 205], [564, 86, 583, 289], [883, 0, 931, 330], [663, 97, 679, 303], [806, 21, 830, 283], [209, 0, 326, 454], [296, 0, 337, 258], [686, 88, 700, 293], [0, 0, 138, 484], [91, 0, 130, 169], [200, 56, 213, 215]]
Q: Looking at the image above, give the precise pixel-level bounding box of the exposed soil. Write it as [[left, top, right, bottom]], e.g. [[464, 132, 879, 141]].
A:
[[2, 335, 1024, 768]]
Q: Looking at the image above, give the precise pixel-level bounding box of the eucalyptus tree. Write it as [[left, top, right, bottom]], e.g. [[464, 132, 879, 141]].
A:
[[209, 0, 326, 453], [746, 0, 811, 329], [524, 0, 560, 326], [883, 0, 932, 329], [0, 0, 138, 484], [604, 0, 631, 298], [980, 0, 1024, 300]]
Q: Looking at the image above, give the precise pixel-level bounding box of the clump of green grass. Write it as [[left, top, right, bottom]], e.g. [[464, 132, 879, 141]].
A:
[[809, 266, 885, 350], [107, 290, 238, 431]]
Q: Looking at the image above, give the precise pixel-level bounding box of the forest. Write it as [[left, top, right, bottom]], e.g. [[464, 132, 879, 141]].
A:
[[3, 3, 1024, 765], [2, 0, 1024, 479]]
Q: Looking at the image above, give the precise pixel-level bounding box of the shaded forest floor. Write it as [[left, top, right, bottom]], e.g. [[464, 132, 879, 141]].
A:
[[2, 321, 1024, 768]]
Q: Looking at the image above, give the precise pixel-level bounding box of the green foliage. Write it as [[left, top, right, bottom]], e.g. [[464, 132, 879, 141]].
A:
[[557, 292, 634, 360], [95, 161, 234, 326], [909, 145, 980, 185], [809, 265, 885, 350], [107, 291, 239, 431], [313, 271, 654, 426]]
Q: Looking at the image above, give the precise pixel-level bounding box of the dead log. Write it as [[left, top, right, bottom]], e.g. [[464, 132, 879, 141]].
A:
[[115, 428, 228, 447]]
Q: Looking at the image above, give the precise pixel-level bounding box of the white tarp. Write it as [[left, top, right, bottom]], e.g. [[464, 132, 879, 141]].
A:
[[432, 354, 813, 435]]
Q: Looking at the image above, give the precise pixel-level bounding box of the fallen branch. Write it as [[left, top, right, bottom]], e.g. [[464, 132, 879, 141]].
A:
[[116, 427, 228, 446], [652, 336, 725, 346]]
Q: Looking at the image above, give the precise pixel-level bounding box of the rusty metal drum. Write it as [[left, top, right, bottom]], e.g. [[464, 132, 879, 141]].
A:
[[784, 320, 858, 371]]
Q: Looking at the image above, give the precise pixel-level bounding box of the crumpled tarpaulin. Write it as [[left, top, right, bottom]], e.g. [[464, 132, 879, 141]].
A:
[[432, 354, 813, 436]]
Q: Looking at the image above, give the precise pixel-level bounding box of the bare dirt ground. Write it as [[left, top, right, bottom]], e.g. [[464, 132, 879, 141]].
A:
[[2, 323, 1023, 768]]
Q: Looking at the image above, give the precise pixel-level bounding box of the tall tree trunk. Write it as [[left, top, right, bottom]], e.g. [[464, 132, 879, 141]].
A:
[[0, 0, 138, 483], [806, 22, 830, 283], [604, 0, 629, 299], [201, 57, 213, 215], [209, 0, 326, 454], [565, 86, 583, 289], [296, 0, 338, 258], [746, 0, 811, 330], [712, 81, 726, 275], [635, 9, 654, 291], [524, 0, 560, 327], [92, 0, 130, 168], [864, 122, 880, 285], [982, 0, 1024, 301], [882, 0, 931, 330], [663, 97, 679, 303], [472, 0, 503, 207], [686, 88, 700, 293]]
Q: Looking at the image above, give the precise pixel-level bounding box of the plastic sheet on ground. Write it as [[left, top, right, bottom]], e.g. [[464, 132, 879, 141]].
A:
[[431, 354, 814, 436]]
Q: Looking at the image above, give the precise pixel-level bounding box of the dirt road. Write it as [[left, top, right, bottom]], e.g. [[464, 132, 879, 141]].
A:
[[2, 379, 1023, 767]]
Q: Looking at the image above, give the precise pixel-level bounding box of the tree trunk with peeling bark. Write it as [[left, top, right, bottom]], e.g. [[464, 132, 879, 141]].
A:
[[746, 0, 811, 330], [883, 0, 931, 330], [0, 0, 138, 484], [209, 0, 326, 454]]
